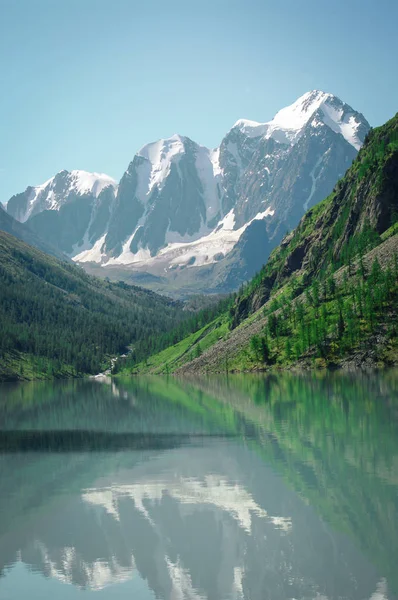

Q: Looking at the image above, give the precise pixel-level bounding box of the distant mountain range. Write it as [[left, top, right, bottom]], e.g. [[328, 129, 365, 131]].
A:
[[5, 90, 370, 296]]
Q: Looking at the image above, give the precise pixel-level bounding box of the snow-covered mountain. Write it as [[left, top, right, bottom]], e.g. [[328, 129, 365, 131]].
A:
[[7, 170, 117, 222], [232, 90, 366, 148], [6, 170, 118, 255], [5, 91, 370, 295]]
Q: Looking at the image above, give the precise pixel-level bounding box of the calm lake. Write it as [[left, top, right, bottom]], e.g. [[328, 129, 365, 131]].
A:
[[0, 372, 397, 600]]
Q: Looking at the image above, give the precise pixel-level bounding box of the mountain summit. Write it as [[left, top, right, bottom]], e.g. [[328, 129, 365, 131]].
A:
[[6, 170, 118, 255], [5, 91, 370, 296], [7, 170, 117, 223], [232, 90, 368, 150]]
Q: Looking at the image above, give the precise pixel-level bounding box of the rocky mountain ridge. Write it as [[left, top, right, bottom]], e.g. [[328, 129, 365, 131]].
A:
[[4, 91, 370, 295]]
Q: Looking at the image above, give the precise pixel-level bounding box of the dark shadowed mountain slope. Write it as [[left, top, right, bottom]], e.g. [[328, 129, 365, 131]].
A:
[[0, 203, 68, 261]]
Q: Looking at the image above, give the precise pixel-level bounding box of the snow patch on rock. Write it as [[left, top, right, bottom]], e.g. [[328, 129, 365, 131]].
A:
[[138, 134, 185, 195], [73, 233, 107, 263], [157, 207, 274, 269], [195, 145, 223, 224], [303, 155, 324, 212]]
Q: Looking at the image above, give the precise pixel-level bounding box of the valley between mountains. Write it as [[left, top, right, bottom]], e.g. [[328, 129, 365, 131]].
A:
[[0, 93, 397, 381]]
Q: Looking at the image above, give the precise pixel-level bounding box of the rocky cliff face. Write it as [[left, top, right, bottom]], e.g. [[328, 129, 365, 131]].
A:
[[6, 91, 370, 295]]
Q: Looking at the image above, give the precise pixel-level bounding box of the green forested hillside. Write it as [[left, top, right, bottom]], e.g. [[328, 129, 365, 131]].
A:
[[121, 113, 398, 375], [113, 294, 233, 373], [0, 231, 184, 381]]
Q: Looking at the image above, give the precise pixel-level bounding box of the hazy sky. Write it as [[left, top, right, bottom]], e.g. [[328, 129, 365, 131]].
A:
[[1, 0, 397, 202]]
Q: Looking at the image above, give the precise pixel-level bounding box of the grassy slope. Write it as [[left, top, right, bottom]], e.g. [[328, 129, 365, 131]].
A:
[[129, 316, 231, 374], [0, 352, 76, 382], [120, 114, 398, 376]]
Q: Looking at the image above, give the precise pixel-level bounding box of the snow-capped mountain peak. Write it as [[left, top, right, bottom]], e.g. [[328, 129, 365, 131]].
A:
[[230, 118, 269, 138], [7, 169, 117, 223], [30, 169, 117, 202], [136, 134, 189, 197], [138, 133, 186, 162], [269, 90, 367, 149], [266, 90, 331, 143], [231, 90, 368, 150], [310, 95, 367, 151], [271, 90, 330, 127]]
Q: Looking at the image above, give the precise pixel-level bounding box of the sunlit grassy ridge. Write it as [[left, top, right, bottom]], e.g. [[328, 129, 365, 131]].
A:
[[123, 316, 230, 374]]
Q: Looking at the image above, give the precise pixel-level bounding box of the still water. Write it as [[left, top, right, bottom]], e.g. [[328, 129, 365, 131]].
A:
[[0, 372, 397, 600]]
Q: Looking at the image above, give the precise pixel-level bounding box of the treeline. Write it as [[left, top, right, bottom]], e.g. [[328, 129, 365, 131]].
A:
[[0, 232, 184, 378]]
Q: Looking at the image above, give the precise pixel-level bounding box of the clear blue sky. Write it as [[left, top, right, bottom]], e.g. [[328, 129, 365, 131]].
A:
[[1, 0, 397, 202]]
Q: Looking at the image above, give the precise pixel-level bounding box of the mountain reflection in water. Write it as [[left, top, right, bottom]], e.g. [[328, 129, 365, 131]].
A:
[[0, 372, 397, 600]]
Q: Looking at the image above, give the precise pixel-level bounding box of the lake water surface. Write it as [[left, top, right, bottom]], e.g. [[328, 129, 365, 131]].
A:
[[0, 372, 397, 600]]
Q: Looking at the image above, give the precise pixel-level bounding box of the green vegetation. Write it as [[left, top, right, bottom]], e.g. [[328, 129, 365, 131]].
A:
[[381, 219, 398, 241], [241, 255, 398, 370], [0, 231, 185, 381], [0, 352, 76, 382], [117, 313, 231, 375], [113, 295, 233, 373]]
